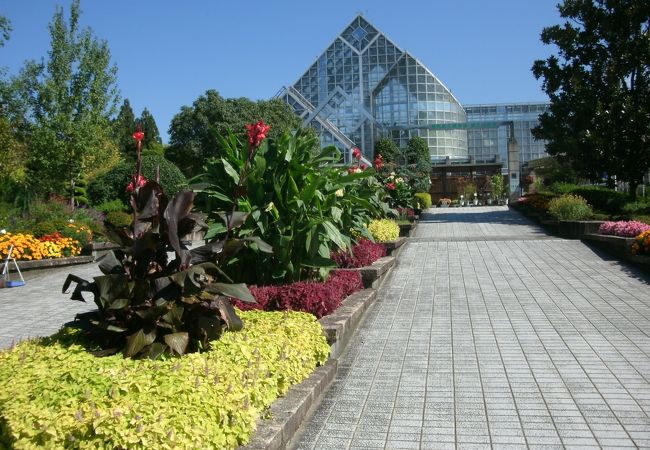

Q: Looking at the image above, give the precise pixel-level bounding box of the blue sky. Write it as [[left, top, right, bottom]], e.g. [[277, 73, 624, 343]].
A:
[[1, 0, 561, 143]]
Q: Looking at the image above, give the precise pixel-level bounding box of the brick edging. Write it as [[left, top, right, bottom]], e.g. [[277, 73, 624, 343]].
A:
[[0, 255, 94, 273]]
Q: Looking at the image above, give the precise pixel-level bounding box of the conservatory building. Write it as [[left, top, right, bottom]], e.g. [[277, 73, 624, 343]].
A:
[[278, 15, 468, 163]]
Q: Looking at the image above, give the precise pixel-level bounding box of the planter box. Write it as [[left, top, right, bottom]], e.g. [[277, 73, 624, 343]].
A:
[[582, 233, 650, 268], [383, 237, 407, 256], [0, 255, 94, 273], [399, 222, 416, 237], [558, 220, 606, 239], [81, 242, 120, 258]]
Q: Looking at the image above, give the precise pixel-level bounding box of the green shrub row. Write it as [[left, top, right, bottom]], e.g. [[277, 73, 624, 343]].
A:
[[0, 310, 329, 449], [547, 194, 593, 220]]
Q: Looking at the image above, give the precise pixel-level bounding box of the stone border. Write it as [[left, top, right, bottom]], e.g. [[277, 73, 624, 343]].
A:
[[0, 255, 94, 273], [383, 237, 407, 256], [336, 256, 395, 289], [241, 282, 389, 449], [582, 233, 650, 267], [398, 222, 417, 237]]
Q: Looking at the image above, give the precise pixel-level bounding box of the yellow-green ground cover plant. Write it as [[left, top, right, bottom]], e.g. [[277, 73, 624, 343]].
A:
[[367, 218, 400, 242], [0, 310, 329, 449]]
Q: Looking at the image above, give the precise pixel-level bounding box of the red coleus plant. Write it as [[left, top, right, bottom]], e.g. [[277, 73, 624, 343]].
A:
[[245, 120, 271, 149], [232, 270, 363, 318], [331, 239, 387, 269]]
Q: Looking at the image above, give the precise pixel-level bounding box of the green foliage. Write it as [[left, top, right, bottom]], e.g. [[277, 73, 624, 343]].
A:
[[104, 210, 131, 228], [112, 98, 137, 159], [0, 15, 11, 47], [95, 199, 128, 214], [413, 192, 432, 209], [406, 136, 429, 166], [528, 156, 580, 186], [63, 182, 269, 358], [490, 174, 505, 200], [87, 155, 188, 206], [139, 107, 162, 151], [367, 219, 400, 242], [0, 310, 329, 449], [547, 194, 593, 220], [532, 0, 650, 198], [201, 129, 384, 285], [374, 137, 401, 163], [167, 90, 302, 177], [20, 0, 120, 198], [567, 187, 628, 214]]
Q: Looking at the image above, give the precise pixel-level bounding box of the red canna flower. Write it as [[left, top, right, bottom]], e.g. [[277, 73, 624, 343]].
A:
[[245, 120, 271, 148], [361, 163, 368, 170], [126, 174, 148, 193], [374, 154, 384, 170], [352, 147, 362, 160], [386, 182, 396, 190], [132, 131, 145, 142]]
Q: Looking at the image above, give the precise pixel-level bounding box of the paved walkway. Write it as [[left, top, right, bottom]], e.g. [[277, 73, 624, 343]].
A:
[[293, 206, 650, 449]]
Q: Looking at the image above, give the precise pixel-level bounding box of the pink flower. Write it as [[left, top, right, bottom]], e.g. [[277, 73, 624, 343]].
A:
[[132, 131, 145, 142], [352, 147, 362, 160], [245, 120, 271, 148], [386, 182, 396, 190], [126, 174, 148, 193], [347, 166, 361, 174]]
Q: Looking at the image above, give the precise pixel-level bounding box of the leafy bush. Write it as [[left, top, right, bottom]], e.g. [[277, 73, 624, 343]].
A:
[[515, 192, 557, 213], [201, 127, 386, 285], [567, 186, 627, 214], [367, 219, 399, 242], [413, 192, 432, 209], [598, 221, 650, 238], [234, 270, 363, 318], [622, 200, 650, 216], [632, 230, 650, 255], [547, 194, 593, 220], [0, 310, 329, 449], [95, 199, 128, 214], [332, 239, 387, 268], [104, 210, 132, 228], [87, 155, 188, 206], [59, 223, 93, 247]]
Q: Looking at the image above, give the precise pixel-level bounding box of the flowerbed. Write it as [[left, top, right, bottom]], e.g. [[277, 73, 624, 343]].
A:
[[331, 239, 387, 269], [0, 231, 81, 260], [234, 271, 363, 319], [0, 310, 329, 450], [598, 220, 650, 238], [632, 230, 650, 256]]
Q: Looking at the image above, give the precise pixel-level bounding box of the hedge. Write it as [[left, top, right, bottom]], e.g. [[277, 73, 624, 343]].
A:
[[0, 310, 329, 449]]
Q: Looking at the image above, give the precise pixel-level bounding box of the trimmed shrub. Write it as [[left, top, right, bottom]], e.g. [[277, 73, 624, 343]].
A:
[[367, 219, 400, 242], [0, 310, 328, 449], [413, 192, 432, 209], [104, 210, 132, 228], [332, 239, 387, 268], [598, 221, 650, 238], [87, 155, 188, 206], [547, 194, 593, 220], [568, 186, 627, 214], [234, 271, 363, 319], [95, 199, 128, 214]]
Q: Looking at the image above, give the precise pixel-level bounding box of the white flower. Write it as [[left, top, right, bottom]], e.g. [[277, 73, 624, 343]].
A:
[[0, 229, 6, 234], [395, 177, 404, 184], [335, 188, 344, 197], [68, 219, 75, 223]]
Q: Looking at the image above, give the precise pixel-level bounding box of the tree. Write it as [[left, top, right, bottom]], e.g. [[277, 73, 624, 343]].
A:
[[167, 90, 302, 177], [23, 0, 120, 201], [139, 107, 162, 151], [0, 15, 11, 47], [374, 137, 400, 163], [532, 0, 650, 198], [112, 98, 136, 159]]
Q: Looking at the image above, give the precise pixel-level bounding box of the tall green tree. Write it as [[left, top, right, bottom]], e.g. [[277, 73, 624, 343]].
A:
[[167, 90, 302, 177], [139, 107, 162, 151], [112, 98, 136, 159], [374, 137, 400, 163], [0, 15, 11, 47], [532, 0, 650, 198], [24, 0, 120, 200]]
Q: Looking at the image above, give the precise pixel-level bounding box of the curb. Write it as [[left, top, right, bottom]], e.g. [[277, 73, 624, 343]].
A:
[[0, 255, 94, 273], [240, 279, 390, 449]]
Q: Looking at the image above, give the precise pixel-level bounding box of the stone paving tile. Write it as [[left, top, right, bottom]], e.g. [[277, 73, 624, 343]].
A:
[[292, 207, 650, 449]]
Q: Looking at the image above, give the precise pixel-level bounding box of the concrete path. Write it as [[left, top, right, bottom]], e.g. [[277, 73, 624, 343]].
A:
[[0, 262, 100, 348], [293, 206, 650, 449]]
